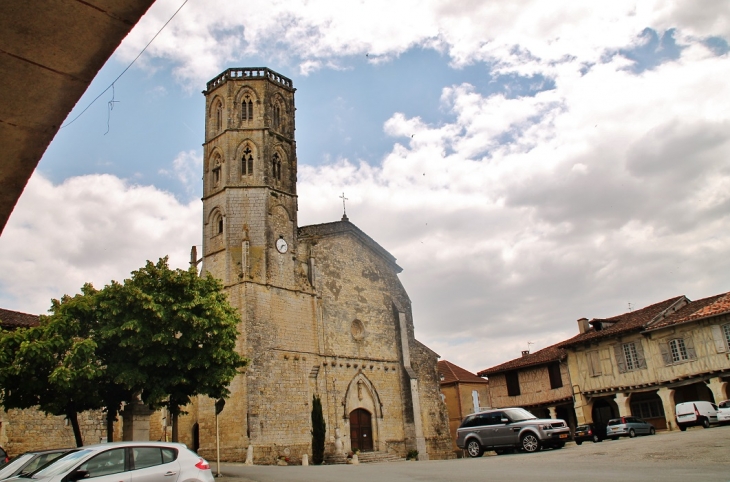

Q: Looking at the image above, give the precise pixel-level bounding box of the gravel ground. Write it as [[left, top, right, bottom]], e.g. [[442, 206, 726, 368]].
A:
[[216, 424, 730, 482]]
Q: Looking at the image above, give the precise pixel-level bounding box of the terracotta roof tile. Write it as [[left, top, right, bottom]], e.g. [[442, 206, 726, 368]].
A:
[[477, 343, 566, 377], [0, 308, 40, 329], [438, 360, 488, 385], [646, 292, 730, 331], [560, 296, 685, 348]]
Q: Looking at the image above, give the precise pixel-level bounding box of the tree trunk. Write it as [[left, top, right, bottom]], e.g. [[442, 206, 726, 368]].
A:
[[171, 411, 179, 442], [67, 409, 84, 447], [106, 409, 116, 442]]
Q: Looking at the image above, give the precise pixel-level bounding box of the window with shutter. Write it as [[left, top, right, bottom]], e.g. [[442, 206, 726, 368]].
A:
[[614, 344, 627, 374], [711, 325, 729, 353], [623, 342, 640, 370], [505, 371, 520, 396], [659, 342, 672, 365], [587, 350, 601, 377], [548, 363, 563, 389], [669, 338, 689, 362]]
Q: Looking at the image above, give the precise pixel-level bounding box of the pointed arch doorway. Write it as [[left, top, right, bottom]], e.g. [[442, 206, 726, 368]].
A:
[[349, 408, 373, 452]]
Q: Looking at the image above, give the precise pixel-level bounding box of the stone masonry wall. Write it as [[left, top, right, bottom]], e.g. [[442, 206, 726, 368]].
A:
[[1, 409, 106, 453]]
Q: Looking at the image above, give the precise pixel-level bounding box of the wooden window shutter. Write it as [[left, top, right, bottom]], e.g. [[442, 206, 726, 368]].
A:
[[613, 345, 627, 374], [683, 335, 697, 360], [634, 341, 647, 369], [710, 325, 728, 353], [659, 342, 672, 365]]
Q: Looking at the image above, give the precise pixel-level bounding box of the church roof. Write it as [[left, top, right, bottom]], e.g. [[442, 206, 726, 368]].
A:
[[298, 218, 403, 273], [439, 360, 488, 385], [0, 307, 40, 329], [477, 343, 566, 377]]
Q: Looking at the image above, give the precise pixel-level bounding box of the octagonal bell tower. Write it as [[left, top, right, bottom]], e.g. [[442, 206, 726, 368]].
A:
[[201, 68, 299, 289]]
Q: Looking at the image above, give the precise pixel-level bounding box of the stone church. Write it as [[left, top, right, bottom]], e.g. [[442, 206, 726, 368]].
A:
[[179, 68, 453, 464]]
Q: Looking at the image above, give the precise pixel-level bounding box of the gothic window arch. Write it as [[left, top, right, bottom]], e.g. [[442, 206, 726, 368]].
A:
[[272, 152, 282, 181], [241, 144, 254, 176], [210, 97, 225, 135], [209, 209, 224, 237], [211, 155, 222, 187], [242, 94, 254, 122], [274, 104, 281, 130]]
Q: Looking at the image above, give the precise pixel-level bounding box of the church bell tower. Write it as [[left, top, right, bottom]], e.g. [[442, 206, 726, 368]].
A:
[[201, 68, 298, 289]]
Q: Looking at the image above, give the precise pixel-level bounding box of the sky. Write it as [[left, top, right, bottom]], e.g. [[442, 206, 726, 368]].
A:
[[1, 0, 730, 374]]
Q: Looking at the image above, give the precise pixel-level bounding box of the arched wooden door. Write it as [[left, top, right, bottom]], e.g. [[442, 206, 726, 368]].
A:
[[349, 408, 373, 452]]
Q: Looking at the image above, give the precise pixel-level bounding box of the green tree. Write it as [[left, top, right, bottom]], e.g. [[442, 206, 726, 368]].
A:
[[95, 257, 248, 441], [311, 394, 326, 464], [0, 287, 105, 447], [0, 257, 248, 445]]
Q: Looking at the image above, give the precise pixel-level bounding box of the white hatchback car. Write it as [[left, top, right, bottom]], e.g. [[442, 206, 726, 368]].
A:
[[3, 442, 213, 482], [718, 400, 730, 424]]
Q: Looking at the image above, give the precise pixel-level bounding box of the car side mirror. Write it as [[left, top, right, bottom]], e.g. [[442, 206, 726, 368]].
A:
[[501, 418, 510, 424], [67, 470, 89, 481]]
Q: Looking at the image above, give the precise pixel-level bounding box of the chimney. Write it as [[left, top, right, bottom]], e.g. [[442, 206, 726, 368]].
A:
[[521, 350, 530, 357], [577, 317, 590, 334]]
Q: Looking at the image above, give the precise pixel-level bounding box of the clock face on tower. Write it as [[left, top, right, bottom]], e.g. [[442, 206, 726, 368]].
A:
[[275, 237, 288, 254]]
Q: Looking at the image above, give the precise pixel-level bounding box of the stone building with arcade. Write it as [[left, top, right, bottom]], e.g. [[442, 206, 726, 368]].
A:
[[562, 291, 730, 431], [179, 67, 453, 463]]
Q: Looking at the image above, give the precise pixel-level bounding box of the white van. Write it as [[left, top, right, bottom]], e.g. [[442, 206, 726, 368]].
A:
[[675, 401, 719, 430]]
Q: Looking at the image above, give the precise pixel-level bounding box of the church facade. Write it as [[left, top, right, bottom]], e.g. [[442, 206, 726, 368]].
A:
[[180, 68, 452, 463]]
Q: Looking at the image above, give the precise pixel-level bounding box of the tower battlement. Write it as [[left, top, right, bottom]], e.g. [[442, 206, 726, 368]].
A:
[[205, 67, 294, 93]]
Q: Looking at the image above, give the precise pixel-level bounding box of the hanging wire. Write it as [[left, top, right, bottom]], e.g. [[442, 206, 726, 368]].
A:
[[61, 0, 190, 129], [105, 84, 120, 135]]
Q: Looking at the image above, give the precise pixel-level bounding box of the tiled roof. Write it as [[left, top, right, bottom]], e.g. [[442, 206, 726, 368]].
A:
[[438, 360, 488, 385], [298, 218, 402, 273], [645, 292, 730, 332], [0, 308, 40, 329], [560, 296, 686, 348], [477, 343, 566, 377]]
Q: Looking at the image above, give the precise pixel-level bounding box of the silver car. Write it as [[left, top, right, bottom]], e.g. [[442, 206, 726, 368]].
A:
[[0, 449, 75, 481], [455, 407, 571, 456], [606, 416, 655, 439], [4, 442, 213, 482]]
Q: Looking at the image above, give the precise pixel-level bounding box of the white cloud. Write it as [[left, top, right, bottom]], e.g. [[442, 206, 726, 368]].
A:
[[0, 174, 201, 315], [296, 43, 730, 372], [117, 0, 730, 87], [159, 149, 203, 199]]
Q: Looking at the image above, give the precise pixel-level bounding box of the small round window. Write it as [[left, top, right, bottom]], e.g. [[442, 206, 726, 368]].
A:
[[351, 319, 365, 340]]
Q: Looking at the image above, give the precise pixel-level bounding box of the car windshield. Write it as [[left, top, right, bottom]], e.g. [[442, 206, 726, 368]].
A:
[[0, 454, 34, 479], [28, 450, 93, 478], [503, 408, 537, 422], [720, 401, 730, 409]]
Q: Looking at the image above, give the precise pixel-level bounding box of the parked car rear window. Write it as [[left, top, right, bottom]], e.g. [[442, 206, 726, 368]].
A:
[[607, 419, 622, 425], [132, 447, 178, 470]]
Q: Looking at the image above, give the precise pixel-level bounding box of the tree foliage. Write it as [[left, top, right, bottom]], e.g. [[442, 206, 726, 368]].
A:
[[0, 286, 105, 446], [311, 394, 326, 464], [0, 257, 248, 446]]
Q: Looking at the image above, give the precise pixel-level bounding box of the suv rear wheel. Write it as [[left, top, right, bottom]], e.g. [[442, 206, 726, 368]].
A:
[[466, 439, 484, 458], [521, 433, 541, 453]]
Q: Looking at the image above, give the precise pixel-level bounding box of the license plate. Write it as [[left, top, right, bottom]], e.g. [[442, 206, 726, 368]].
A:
[[559, 434, 568, 439]]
